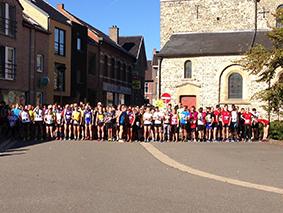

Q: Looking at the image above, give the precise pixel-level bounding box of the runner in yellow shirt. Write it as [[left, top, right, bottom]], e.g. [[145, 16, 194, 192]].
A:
[[72, 105, 81, 140]]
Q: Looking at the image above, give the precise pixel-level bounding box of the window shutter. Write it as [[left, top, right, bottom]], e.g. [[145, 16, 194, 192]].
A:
[[9, 5, 16, 20], [0, 3, 5, 34], [9, 5, 16, 37], [0, 46, 5, 78], [0, 3, 4, 17]]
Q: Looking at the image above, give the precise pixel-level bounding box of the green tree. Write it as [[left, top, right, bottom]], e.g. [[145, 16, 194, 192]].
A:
[[240, 8, 283, 119]]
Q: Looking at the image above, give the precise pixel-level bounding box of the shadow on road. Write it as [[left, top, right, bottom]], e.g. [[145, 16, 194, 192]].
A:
[[0, 136, 53, 154], [0, 152, 26, 158]]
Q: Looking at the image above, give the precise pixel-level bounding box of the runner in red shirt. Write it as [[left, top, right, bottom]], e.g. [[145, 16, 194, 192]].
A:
[[221, 104, 231, 142], [189, 106, 198, 142], [213, 105, 221, 141], [258, 118, 270, 141], [241, 108, 253, 142]]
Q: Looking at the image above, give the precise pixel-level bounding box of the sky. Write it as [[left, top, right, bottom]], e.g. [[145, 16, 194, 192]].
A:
[[48, 0, 160, 60]]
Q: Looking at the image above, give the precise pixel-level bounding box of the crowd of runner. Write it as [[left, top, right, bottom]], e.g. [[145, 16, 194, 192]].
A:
[[0, 101, 270, 143]]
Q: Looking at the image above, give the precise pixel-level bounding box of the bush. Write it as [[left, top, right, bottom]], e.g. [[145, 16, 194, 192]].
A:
[[269, 121, 283, 140]]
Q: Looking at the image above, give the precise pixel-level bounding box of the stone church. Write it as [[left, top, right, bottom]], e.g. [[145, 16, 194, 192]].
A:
[[158, 0, 283, 114]]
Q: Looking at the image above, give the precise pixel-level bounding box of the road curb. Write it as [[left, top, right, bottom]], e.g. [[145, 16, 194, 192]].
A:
[[141, 142, 283, 195]]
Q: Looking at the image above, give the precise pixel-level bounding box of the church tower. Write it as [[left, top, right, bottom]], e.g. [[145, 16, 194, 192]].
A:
[[160, 0, 283, 47]]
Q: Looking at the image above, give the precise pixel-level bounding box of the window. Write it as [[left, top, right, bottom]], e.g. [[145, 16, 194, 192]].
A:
[[122, 64, 126, 81], [54, 28, 65, 56], [145, 82, 149, 93], [104, 55, 108, 77], [184, 60, 192, 78], [119, 94, 125, 105], [0, 3, 16, 37], [36, 54, 44, 72], [106, 92, 114, 105], [54, 63, 65, 91], [77, 37, 81, 51], [88, 53, 96, 75], [276, 5, 283, 28], [117, 61, 121, 80], [127, 66, 132, 83], [110, 58, 115, 79], [228, 73, 243, 99], [36, 92, 43, 106], [0, 46, 4, 79], [0, 46, 16, 80]]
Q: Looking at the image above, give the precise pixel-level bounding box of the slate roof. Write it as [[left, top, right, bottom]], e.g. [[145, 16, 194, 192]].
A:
[[30, 0, 70, 25], [158, 30, 273, 58], [119, 36, 143, 59]]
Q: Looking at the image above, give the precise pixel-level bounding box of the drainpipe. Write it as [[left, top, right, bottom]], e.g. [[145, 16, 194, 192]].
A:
[[251, 0, 260, 48], [157, 57, 163, 99], [28, 28, 33, 104]]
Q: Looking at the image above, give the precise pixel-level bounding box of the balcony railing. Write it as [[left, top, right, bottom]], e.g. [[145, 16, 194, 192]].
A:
[[0, 63, 16, 80], [0, 17, 17, 38]]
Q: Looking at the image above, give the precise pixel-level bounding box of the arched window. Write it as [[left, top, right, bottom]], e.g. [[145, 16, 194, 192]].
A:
[[276, 5, 283, 28], [228, 73, 243, 99], [184, 60, 192, 78]]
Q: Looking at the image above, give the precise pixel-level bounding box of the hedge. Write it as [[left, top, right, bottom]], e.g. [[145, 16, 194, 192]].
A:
[[269, 120, 283, 141]]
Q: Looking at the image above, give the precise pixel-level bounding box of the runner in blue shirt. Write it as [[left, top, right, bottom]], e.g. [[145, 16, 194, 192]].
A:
[[179, 106, 190, 142]]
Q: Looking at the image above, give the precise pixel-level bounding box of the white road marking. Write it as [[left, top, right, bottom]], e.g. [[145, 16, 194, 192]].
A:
[[141, 143, 283, 195]]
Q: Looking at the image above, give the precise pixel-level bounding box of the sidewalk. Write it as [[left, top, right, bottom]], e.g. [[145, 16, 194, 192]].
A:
[[268, 139, 283, 146]]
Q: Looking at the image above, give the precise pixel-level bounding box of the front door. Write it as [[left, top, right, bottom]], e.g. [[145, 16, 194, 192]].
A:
[[180, 96, 196, 108]]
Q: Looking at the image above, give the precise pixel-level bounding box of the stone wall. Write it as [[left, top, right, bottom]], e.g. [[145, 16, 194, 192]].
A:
[[160, 55, 277, 116], [160, 0, 282, 47]]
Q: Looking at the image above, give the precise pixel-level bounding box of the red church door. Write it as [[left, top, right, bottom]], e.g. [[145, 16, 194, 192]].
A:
[[180, 96, 196, 108]]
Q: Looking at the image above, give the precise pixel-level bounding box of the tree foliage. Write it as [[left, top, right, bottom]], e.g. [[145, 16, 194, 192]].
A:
[[240, 9, 283, 116]]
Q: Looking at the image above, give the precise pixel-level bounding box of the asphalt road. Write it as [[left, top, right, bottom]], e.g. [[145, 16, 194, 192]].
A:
[[0, 141, 282, 213]]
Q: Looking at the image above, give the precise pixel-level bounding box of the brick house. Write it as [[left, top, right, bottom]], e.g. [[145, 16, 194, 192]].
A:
[[20, 0, 72, 105], [22, 13, 49, 105], [144, 50, 158, 104], [58, 5, 137, 106], [119, 36, 148, 105], [0, 0, 49, 105], [0, 0, 27, 105]]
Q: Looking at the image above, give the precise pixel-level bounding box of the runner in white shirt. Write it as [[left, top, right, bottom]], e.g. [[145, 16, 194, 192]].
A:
[[230, 105, 239, 142], [44, 106, 54, 139], [143, 107, 152, 142], [33, 105, 44, 140], [20, 106, 31, 141], [55, 106, 63, 140], [153, 107, 164, 142]]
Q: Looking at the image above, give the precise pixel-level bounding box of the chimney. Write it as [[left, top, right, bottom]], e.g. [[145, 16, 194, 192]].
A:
[[109, 25, 119, 44], [153, 48, 157, 55], [57, 3, 64, 10]]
